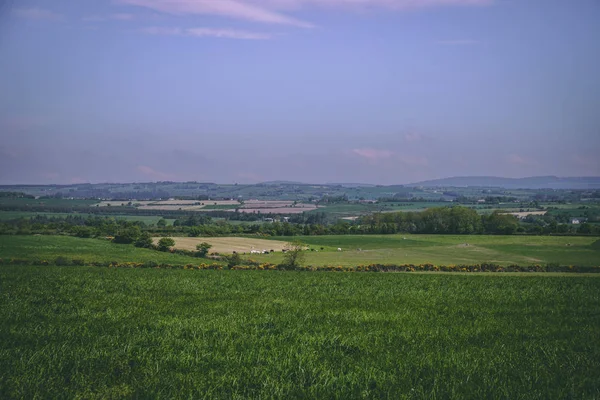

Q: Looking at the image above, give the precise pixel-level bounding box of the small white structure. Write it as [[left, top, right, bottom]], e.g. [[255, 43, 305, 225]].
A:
[[571, 218, 580, 225], [337, 248, 342, 251]]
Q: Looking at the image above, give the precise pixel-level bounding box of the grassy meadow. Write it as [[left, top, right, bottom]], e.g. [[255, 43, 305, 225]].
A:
[[1, 266, 599, 398], [259, 234, 600, 267], [0, 235, 203, 265], [2, 234, 599, 268]]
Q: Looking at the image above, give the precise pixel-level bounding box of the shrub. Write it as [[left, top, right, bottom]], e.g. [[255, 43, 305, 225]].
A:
[[157, 237, 175, 252], [195, 242, 213, 257], [227, 252, 242, 268], [134, 232, 154, 249], [54, 256, 70, 266]]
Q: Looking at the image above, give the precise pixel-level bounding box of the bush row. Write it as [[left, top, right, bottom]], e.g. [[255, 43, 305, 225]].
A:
[[1, 258, 599, 273]]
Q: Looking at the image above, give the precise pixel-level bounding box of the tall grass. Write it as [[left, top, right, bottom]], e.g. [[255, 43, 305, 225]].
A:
[[1, 266, 599, 398]]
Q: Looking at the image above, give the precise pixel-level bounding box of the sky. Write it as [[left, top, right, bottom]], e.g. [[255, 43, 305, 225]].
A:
[[0, 0, 599, 185]]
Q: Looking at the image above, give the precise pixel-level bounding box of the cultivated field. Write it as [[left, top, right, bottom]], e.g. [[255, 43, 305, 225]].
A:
[[152, 237, 291, 253], [137, 200, 239, 211], [504, 211, 548, 218], [1, 267, 598, 398], [94, 199, 321, 213]]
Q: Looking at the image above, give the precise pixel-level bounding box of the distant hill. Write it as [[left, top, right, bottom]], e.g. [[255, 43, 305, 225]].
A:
[[259, 181, 307, 185], [407, 176, 600, 189], [325, 183, 377, 188]]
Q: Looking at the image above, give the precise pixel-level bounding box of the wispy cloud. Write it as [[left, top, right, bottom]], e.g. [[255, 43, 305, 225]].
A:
[[13, 7, 64, 21], [118, 0, 491, 27], [436, 39, 480, 45], [119, 0, 314, 28], [140, 26, 182, 35], [136, 165, 175, 180], [352, 148, 395, 161], [267, 0, 492, 10], [141, 26, 272, 40]]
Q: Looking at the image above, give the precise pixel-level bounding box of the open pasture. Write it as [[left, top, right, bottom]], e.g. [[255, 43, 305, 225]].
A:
[[259, 234, 600, 267], [1, 267, 598, 398], [155, 236, 290, 253], [0, 235, 203, 265]]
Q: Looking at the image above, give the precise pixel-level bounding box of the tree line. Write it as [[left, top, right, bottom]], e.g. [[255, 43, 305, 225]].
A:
[[1, 206, 599, 237]]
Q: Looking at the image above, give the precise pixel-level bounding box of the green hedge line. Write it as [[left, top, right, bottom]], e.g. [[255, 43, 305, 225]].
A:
[[1, 258, 599, 273]]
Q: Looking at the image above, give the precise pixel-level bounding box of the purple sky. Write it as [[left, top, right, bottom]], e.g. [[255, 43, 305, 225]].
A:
[[1, 0, 599, 185]]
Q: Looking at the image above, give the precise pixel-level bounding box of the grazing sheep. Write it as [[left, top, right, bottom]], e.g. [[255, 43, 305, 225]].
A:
[[337, 248, 342, 251]]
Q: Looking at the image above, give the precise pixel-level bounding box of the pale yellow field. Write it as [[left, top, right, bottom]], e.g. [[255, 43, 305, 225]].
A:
[[504, 211, 547, 217], [238, 207, 316, 214], [138, 205, 209, 211], [243, 200, 295, 207], [152, 200, 240, 206], [152, 237, 291, 254]]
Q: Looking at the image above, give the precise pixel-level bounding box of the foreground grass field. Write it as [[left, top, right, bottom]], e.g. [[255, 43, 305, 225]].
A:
[[1, 266, 599, 398]]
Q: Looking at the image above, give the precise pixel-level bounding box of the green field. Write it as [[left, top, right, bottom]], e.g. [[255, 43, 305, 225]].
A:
[[2, 234, 600, 268], [1, 267, 598, 398], [313, 202, 453, 217], [0, 198, 98, 207], [261, 234, 600, 267], [0, 211, 175, 225], [0, 235, 203, 265]]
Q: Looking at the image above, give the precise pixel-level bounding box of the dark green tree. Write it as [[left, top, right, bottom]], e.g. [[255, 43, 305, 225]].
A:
[[113, 226, 141, 244], [195, 242, 212, 257], [134, 232, 154, 248], [157, 237, 175, 251], [282, 241, 306, 269]]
